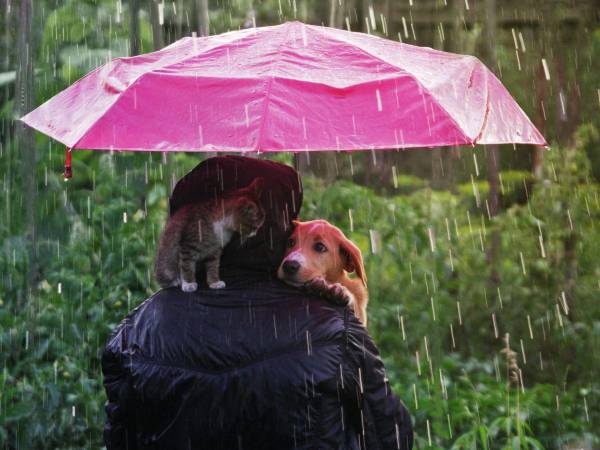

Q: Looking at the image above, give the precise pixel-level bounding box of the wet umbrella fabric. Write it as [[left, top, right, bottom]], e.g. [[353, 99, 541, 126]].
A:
[[21, 21, 546, 154]]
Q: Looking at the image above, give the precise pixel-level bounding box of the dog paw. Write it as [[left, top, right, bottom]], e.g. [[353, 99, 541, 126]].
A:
[[209, 280, 226, 289], [305, 276, 329, 293], [303, 278, 351, 306], [181, 281, 198, 292], [327, 283, 353, 306]]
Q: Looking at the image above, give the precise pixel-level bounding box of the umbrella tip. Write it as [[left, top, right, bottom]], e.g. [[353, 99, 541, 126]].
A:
[[63, 147, 73, 180]]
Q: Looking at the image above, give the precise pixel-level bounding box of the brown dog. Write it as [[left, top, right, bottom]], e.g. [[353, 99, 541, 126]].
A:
[[277, 220, 369, 326]]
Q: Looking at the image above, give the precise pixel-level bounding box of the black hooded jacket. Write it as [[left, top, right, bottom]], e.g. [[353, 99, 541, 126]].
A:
[[102, 156, 413, 449]]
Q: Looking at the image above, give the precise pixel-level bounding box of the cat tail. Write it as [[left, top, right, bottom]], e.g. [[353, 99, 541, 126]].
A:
[[154, 216, 183, 288]]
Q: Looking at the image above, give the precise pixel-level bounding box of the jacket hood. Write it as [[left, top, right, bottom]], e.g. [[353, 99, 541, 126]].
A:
[[168, 156, 302, 282]]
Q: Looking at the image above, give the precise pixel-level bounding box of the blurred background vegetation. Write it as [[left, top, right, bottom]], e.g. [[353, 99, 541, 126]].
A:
[[0, 0, 599, 448]]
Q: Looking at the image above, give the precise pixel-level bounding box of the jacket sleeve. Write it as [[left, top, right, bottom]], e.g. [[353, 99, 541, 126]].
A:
[[101, 316, 138, 450], [344, 313, 413, 450]]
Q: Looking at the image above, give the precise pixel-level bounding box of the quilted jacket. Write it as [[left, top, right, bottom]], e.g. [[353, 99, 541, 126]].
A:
[[102, 156, 413, 449]]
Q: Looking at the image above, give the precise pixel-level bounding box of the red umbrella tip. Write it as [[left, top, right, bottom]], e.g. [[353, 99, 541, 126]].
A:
[[63, 147, 72, 180]]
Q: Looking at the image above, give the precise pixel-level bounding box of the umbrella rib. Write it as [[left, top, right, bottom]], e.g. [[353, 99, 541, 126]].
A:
[[308, 25, 474, 143], [473, 68, 491, 144], [70, 63, 150, 150], [70, 31, 269, 149], [254, 26, 290, 153]]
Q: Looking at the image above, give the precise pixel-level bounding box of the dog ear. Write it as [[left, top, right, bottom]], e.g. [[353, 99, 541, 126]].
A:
[[339, 238, 367, 287]]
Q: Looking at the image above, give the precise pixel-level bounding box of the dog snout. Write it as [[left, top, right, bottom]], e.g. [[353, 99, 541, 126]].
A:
[[282, 260, 301, 275]]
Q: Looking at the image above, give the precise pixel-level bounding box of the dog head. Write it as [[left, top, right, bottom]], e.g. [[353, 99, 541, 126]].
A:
[[278, 219, 367, 287]]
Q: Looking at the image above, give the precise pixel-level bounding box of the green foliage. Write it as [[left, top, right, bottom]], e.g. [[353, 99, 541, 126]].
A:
[[301, 136, 600, 449], [4, 134, 598, 447]]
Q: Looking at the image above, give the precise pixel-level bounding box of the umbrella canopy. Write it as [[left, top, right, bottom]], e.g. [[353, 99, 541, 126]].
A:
[[21, 21, 546, 153]]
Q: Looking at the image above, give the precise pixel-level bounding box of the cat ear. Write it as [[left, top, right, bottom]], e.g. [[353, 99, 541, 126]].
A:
[[247, 177, 265, 197]]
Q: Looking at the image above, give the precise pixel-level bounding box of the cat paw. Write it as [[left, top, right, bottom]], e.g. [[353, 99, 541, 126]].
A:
[[181, 281, 198, 292], [209, 280, 226, 289]]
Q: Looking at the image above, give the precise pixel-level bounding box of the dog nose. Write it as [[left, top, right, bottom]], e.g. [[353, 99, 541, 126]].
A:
[[282, 260, 300, 275]]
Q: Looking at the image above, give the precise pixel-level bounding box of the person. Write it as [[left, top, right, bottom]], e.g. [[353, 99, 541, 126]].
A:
[[102, 156, 413, 450]]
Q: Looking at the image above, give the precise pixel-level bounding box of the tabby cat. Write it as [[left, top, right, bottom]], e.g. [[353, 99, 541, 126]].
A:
[[155, 177, 265, 291]]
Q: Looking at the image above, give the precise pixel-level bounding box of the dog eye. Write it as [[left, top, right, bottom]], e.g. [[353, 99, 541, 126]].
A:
[[287, 239, 295, 248], [313, 242, 327, 253]]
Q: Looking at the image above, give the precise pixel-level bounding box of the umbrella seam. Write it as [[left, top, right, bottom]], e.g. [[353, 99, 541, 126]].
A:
[[473, 68, 491, 144], [309, 24, 474, 143], [70, 68, 149, 149], [255, 25, 291, 152], [20, 62, 109, 147], [69, 50, 198, 147], [71, 29, 273, 149]]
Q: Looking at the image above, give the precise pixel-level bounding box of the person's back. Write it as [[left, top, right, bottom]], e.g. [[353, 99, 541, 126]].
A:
[[102, 156, 413, 449]]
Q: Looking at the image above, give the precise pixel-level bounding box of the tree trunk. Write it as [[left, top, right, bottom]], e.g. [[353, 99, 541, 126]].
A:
[[150, 0, 164, 50], [329, 0, 337, 27], [176, 0, 184, 38], [2, 0, 11, 70], [129, 0, 140, 55], [14, 0, 37, 296], [197, 0, 209, 36], [329, 0, 344, 28]]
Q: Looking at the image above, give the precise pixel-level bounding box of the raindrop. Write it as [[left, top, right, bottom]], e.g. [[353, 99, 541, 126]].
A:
[[519, 251, 527, 275], [412, 384, 418, 409], [518, 32, 526, 52], [527, 315, 534, 339], [399, 314, 406, 341], [426, 419, 432, 446], [541, 58, 551, 80], [375, 89, 382, 112], [358, 367, 364, 394], [560, 291, 569, 315], [369, 229, 380, 254], [473, 152, 479, 176], [520, 339, 527, 365], [401, 17, 408, 39], [158, 2, 164, 25], [348, 209, 354, 232], [368, 6, 376, 30], [427, 227, 436, 252]]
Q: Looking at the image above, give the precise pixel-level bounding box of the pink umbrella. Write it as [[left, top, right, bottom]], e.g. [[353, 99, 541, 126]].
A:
[[21, 21, 546, 176]]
